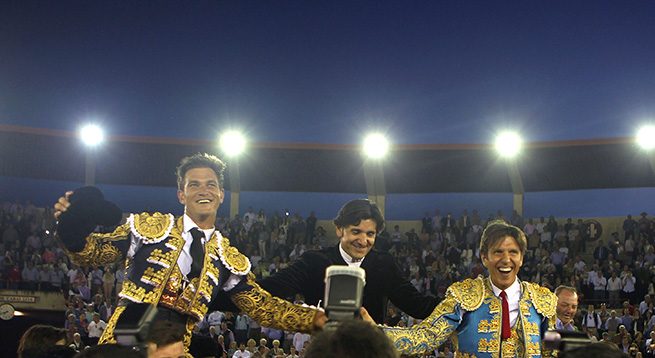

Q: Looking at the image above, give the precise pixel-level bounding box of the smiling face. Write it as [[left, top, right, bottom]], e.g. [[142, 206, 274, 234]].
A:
[[482, 235, 523, 290], [556, 289, 579, 324], [177, 167, 224, 229], [337, 219, 377, 260]]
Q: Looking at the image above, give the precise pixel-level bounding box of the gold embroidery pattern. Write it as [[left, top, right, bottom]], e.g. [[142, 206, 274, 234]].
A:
[[386, 319, 454, 356], [454, 352, 476, 358], [183, 316, 196, 356], [520, 301, 532, 317], [130, 212, 174, 243], [477, 319, 499, 333], [524, 321, 540, 336], [384, 295, 458, 355], [448, 276, 485, 311], [231, 274, 316, 332], [146, 248, 176, 268], [487, 298, 501, 313], [500, 323, 523, 357], [119, 280, 159, 304], [525, 282, 557, 318], [141, 266, 168, 287], [99, 305, 126, 344], [477, 337, 500, 353], [219, 237, 251, 274], [160, 268, 185, 307], [526, 341, 541, 357], [66, 223, 131, 267]]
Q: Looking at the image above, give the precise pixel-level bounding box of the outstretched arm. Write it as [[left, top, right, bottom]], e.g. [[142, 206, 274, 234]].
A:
[[54, 188, 129, 267], [380, 295, 461, 356], [230, 273, 327, 333]]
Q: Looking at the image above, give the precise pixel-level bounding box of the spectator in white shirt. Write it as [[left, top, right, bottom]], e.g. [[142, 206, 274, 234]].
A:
[[86, 313, 107, 346], [622, 271, 636, 304], [607, 272, 623, 308]]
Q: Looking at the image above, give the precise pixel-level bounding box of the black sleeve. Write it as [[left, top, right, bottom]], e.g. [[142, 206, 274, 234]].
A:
[[257, 251, 327, 301], [385, 255, 439, 319]]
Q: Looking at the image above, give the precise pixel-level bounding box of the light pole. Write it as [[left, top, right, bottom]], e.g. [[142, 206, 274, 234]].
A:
[[219, 130, 246, 219], [494, 131, 525, 216], [78, 124, 105, 186], [362, 133, 390, 216], [636, 124, 655, 174]]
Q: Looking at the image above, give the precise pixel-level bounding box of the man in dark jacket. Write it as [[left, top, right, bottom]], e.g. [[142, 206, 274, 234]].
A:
[[259, 199, 438, 323]]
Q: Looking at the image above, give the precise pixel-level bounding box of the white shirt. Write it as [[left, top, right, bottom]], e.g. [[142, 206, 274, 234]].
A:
[[232, 350, 251, 358], [293, 332, 311, 353], [338, 243, 365, 268], [490, 278, 521, 327], [607, 277, 622, 291], [87, 320, 107, 338], [622, 276, 636, 293]]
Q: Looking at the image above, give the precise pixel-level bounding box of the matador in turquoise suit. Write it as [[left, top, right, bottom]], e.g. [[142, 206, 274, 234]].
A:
[[371, 220, 557, 357]]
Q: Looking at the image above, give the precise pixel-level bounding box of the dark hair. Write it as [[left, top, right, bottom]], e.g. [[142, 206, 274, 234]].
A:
[[175, 153, 226, 190], [73, 344, 145, 358], [333, 199, 385, 233], [555, 285, 578, 296], [304, 320, 398, 358], [146, 320, 186, 347], [479, 220, 527, 258], [18, 324, 68, 358], [558, 342, 628, 358]]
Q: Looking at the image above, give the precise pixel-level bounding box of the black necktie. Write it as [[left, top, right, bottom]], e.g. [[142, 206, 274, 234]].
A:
[[189, 227, 205, 279]]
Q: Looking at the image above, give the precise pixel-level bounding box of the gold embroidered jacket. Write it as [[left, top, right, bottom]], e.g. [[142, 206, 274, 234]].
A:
[[61, 212, 318, 349], [382, 276, 557, 357]]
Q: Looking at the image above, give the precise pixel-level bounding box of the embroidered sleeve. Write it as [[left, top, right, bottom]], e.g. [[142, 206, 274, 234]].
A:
[[382, 293, 461, 355], [64, 223, 131, 267], [230, 273, 318, 333]]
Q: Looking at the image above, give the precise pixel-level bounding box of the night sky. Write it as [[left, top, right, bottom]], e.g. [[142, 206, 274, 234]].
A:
[[1, 1, 654, 218], [3, 1, 654, 145]]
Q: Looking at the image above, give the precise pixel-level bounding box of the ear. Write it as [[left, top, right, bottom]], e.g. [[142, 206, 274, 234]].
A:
[[481, 253, 489, 269], [335, 226, 344, 238], [177, 189, 186, 205], [219, 188, 225, 204]]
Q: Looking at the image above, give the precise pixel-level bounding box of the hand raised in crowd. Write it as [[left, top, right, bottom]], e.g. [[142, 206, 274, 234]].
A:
[[53, 191, 73, 220]]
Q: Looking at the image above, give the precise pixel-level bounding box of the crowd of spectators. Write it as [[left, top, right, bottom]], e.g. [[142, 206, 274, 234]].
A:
[[3, 200, 655, 357]]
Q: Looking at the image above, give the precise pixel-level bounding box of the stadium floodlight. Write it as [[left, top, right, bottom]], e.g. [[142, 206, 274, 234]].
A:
[[636, 125, 655, 151], [494, 131, 523, 159], [219, 130, 246, 157], [79, 123, 105, 147], [363, 133, 390, 160]]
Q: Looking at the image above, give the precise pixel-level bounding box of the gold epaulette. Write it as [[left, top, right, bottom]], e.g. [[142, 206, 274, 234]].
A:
[[128, 212, 175, 244], [446, 276, 485, 311], [524, 282, 557, 317], [218, 237, 251, 275]]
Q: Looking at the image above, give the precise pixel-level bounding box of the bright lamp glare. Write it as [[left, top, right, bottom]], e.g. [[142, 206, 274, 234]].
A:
[[494, 131, 523, 158], [637, 125, 655, 151], [363, 133, 390, 159], [219, 131, 246, 157], [79, 124, 105, 147]]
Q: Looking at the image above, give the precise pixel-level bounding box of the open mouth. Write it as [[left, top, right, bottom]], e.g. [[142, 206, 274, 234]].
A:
[[197, 199, 212, 204], [498, 267, 513, 273]]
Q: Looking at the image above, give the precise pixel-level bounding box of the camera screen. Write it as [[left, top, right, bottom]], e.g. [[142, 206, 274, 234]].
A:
[[327, 275, 360, 307]]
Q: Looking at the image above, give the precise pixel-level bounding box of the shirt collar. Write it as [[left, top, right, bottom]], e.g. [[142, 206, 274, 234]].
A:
[[338, 243, 365, 267], [490, 277, 521, 298], [183, 214, 215, 242], [556, 318, 576, 330]]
